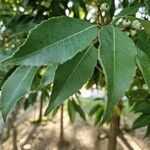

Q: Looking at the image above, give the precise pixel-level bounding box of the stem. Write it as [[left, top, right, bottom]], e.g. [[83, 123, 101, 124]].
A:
[[12, 104, 19, 150], [108, 102, 122, 150], [38, 97, 43, 122], [12, 125, 18, 150], [108, 112, 120, 150], [60, 104, 64, 142]]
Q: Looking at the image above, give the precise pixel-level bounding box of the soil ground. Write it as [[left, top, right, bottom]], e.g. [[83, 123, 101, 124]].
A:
[[1, 103, 150, 150]]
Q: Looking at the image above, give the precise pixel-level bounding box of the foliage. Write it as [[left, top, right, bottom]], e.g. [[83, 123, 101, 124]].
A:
[[1, 0, 150, 137]]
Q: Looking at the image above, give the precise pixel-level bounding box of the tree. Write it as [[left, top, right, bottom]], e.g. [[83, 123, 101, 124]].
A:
[[1, 0, 150, 150]]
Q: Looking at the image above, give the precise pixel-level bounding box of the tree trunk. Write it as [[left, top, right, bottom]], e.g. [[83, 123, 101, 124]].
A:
[[60, 104, 64, 142], [108, 101, 123, 150], [12, 104, 20, 150], [108, 111, 120, 150], [12, 126, 18, 150], [38, 97, 43, 122]]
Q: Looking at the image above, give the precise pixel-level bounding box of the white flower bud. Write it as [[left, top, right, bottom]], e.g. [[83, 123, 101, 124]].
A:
[[122, 19, 131, 28], [100, 3, 110, 12]]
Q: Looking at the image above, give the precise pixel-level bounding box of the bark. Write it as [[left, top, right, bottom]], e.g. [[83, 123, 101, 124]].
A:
[[108, 102, 122, 150], [60, 104, 64, 142], [108, 112, 120, 150], [38, 98, 43, 122], [12, 126, 18, 150], [12, 104, 20, 150]]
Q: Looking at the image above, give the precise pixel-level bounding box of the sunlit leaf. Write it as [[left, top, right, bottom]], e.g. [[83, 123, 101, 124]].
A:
[[99, 25, 137, 123]]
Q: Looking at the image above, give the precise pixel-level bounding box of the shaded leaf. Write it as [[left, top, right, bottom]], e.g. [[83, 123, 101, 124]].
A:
[[137, 50, 150, 88], [40, 64, 58, 88], [133, 114, 150, 129], [24, 92, 37, 110], [137, 32, 150, 58], [45, 46, 97, 115], [117, 3, 141, 17], [68, 100, 76, 123], [145, 125, 150, 137], [133, 99, 150, 114], [72, 100, 86, 120], [94, 108, 103, 126], [1, 66, 38, 120], [89, 103, 101, 116], [139, 19, 150, 35], [51, 106, 60, 118]]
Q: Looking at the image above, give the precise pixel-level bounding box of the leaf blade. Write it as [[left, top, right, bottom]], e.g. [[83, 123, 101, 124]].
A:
[[4, 17, 97, 66], [40, 64, 58, 88], [99, 25, 137, 123], [45, 46, 97, 115], [137, 50, 150, 88], [1, 66, 38, 120]]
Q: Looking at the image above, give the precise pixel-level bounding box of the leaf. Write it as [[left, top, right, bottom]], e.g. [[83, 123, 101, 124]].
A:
[[117, 3, 141, 17], [94, 108, 103, 126], [51, 107, 60, 118], [145, 125, 150, 137], [3, 17, 97, 66], [68, 100, 76, 123], [133, 100, 150, 114], [98, 25, 137, 123], [0, 66, 18, 89], [129, 89, 149, 101], [45, 46, 97, 115], [137, 50, 150, 88], [132, 114, 150, 129], [146, 1, 150, 16], [138, 20, 150, 35], [40, 64, 58, 88], [122, 0, 129, 7], [0, 48, 16, 63], [1, 66, 38, 120], [72, 100, 86, 120], [137, 32, 150, 58], [24, 92, 37, 110], [105, 0, 115, 17], [89, 104, 101, 116]]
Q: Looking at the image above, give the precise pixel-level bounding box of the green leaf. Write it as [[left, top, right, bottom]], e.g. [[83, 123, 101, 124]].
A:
[[51, 107, 60, 118], [24, 92, 37, 110], [122, 0, 129, 7], [146, 1, 150, 15], [4, 17, 97, 66], [40, 65, 58, 88], [98, 25, 137, 123], [94, 108, 103, 126], [132, 114, 150, 129], [0, 66, 18, 89], [133, 100, 150, 114], [137, 32, 150, 58], [89, 104, 101, 116], [138, 20, 150, 35], [0, 48, 16, 63], [105, 0, 115, 17], [117, 3, 141, 17], [68, 100, 76, 123], [137, 50, 150, 88], [72, 100, 86, 120], [45, 46, 97, 115], [145, 125, 150, 137], [129, 89, 149, 101], [1, 66, 38, 120]]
